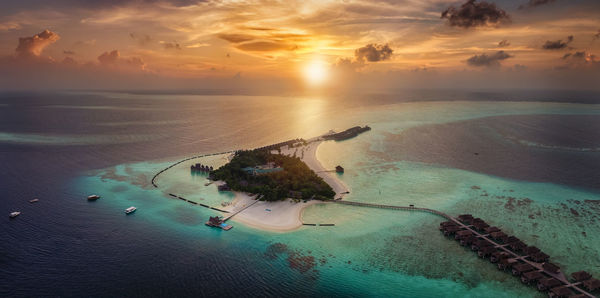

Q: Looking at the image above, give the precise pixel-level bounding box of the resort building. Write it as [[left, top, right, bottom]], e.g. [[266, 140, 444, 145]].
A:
[[242, 162, 283, 176]]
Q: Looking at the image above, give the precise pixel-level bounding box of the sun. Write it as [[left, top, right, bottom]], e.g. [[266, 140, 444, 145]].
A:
[[303, 60, 329, 86]]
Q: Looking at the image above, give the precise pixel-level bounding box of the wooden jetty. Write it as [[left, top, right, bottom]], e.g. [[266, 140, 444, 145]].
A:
[[167, 193, 229, 213]]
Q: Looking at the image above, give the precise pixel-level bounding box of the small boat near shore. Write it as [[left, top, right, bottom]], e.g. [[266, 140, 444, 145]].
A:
[[29, 198, 39, 203], [87, 195, 100, 201], [9, 211, 21, 218], [125, 206, 137, 214]]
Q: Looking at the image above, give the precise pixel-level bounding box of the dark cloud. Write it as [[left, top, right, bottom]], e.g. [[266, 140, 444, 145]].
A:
[[98, 50, 120, 65], [163, 42, 181, 50], [129, 33, 152, 46], [217, 33, 255, 43], [355, 44, 393, 62], [542, 35, 573, 50], [561, 51, 599, 68], [235, 41, 296, 52], [518, 0, 555, 10], [16, 29, 60, 57], [63, 50, 75, 55], [498, 40, 510, 47], [441, 0, 510, 29], [466, 50, 512, 67]]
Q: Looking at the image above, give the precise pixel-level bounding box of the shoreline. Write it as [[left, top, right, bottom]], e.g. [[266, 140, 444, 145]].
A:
[[222, 139, 349, 232]]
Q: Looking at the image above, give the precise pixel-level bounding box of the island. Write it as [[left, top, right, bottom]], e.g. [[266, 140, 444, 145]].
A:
[[210, 149, 336, 201], [169, 126, 371, 232]]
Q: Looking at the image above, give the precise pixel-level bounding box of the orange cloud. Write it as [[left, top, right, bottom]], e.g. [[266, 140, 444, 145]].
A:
[[16, 29, 60, 57]]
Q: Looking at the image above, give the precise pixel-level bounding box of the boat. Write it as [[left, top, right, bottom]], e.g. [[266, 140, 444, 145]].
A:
[[9, 211, 21, 218], [125, 206, 137, 214], [29, 198, 39, 203], [87, 195, 100, 201]]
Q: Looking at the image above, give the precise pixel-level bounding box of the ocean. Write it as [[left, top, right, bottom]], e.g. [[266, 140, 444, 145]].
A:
[[1, 90, 599, 297]]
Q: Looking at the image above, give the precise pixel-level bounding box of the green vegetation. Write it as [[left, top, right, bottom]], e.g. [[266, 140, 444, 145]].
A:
[[210, 149, 335, 201]]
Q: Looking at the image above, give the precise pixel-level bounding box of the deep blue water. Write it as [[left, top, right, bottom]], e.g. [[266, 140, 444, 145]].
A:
[[1, 90, 599, 297]]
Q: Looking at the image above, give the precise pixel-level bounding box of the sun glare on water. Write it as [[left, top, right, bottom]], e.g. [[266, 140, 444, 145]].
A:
[[303, 60, 329, 86]]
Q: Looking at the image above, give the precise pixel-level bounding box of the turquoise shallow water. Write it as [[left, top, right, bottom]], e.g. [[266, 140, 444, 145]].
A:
[[73, 100, 600, 297]]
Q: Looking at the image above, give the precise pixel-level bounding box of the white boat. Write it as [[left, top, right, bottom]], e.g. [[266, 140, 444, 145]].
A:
[[29, 198, 39, 203], [9, 211, 21, 218], [87, 195, 100, 201], [125, 206, 137, 214]]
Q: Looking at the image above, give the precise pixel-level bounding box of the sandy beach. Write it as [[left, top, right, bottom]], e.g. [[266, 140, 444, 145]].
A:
[[222, 139, 349, 232]]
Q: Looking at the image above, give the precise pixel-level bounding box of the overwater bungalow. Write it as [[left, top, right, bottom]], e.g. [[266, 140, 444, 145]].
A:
[[509, 240, 527, 252], [498, 258, 518, 270], [530, 252, 550, 263], [477, 246, 496, 258], [443, 225, 460, 236], [572, 271, 592, 282], [537, 278, 562, 291], [521, 270, 545, 285], [484, 226, 501, 234], [512, 263, 535, 276], [490, 251, 510, 263], [439, 221, 455, 229], [459, 235, 477, 246], [524, 246, 541, 255], [490, 231, 508, 242], [472, 221, 490, 232], [471, 239, 492, 251], [505, 236, 520, 244], [457, 214, 474, 224], [582, 278, 600, 291], [543, 262, 561, 274], [454, 230, 472, 240], [548, 286, 573, 298]]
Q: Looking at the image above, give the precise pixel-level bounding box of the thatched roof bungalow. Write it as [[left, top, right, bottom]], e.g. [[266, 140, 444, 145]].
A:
[[530, 252, 550, 263], [543, 262, 561, 274], [521, 270, 544, 285], [582, 278, 600, 291], [537, 277, 562, 291], [572, 271, 592, 282], [484, 226, 501, 234], [548, 286, 573, 298], [512, 263, 535, 276]]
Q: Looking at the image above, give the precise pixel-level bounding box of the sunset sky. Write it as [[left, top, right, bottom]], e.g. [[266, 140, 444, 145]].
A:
[[1, 0, 599, 91]]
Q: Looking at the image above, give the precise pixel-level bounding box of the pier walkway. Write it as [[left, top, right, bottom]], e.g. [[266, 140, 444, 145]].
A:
[[223, 200, 259, 222], [151, 150, 236, 188], [331, 200, 452, 220], [331, 200, 596, 298]]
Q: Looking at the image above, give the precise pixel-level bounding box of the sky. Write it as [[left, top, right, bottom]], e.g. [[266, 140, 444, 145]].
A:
[[0, 0, 599, 92]]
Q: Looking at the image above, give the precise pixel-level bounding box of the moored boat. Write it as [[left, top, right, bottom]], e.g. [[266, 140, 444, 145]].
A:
[[29, 198, 39, 203], [9, 211, 21, 218], [125, 206, 137, 214], [87, 195, 100, 201]]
